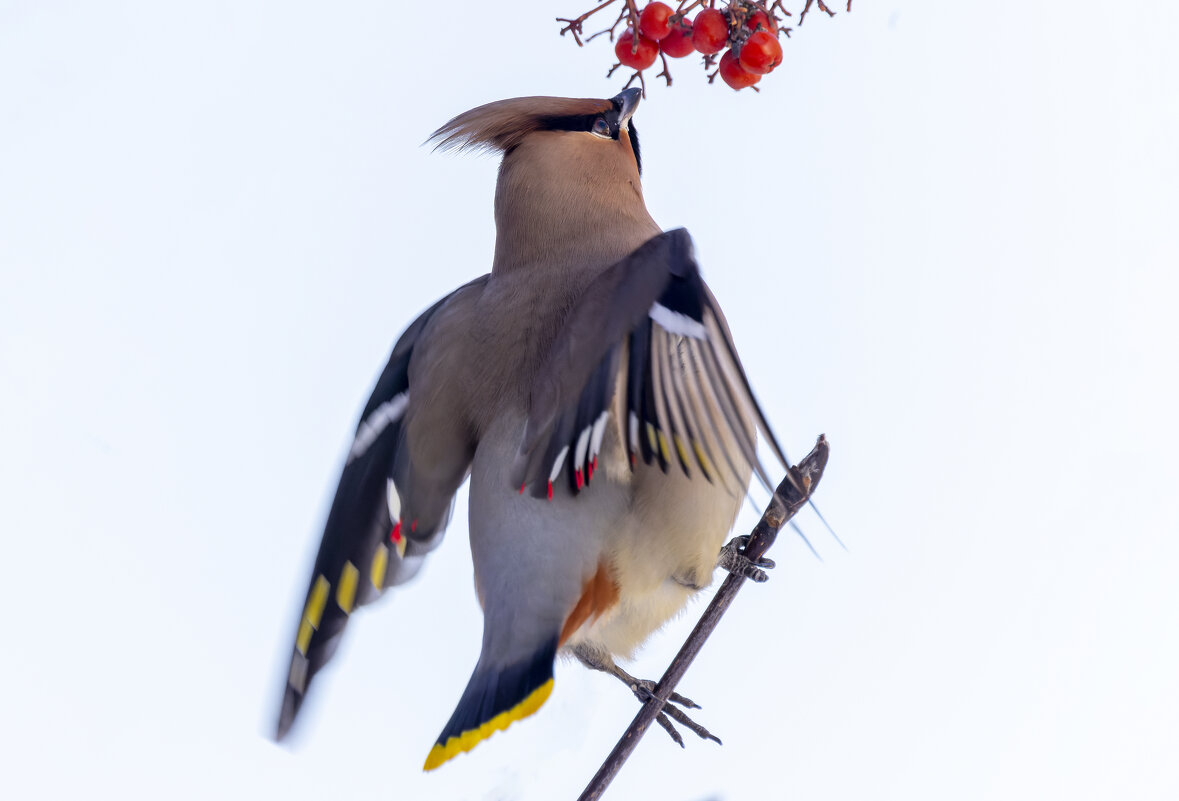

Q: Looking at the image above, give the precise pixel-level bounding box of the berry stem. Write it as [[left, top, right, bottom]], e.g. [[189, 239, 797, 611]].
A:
[[655, 51, 674, 86], [624, 0, 641, 51], [621, 68, 648, 98], [589, 3, 631, 43], [557, 0, 622, 46], [798, 0, 836, 26], [672, 0, 709, 22]]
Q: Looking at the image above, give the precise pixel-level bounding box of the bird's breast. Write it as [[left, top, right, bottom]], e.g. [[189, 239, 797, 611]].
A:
[[564, 460, 744, 660]]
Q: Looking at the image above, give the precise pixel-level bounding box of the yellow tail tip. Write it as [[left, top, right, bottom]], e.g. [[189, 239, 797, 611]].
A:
[[422, 678, 554, 771]]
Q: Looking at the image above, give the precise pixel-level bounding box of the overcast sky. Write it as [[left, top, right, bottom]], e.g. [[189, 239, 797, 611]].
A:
[[2, 1, 1177, 799]]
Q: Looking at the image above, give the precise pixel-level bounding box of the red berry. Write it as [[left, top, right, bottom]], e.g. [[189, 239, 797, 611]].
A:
[[738, 30, 783, 74], [692, 8, 728, 55], [719, 48, 761, 89], [639, 2, 674, 41], [660, 17, 694, 58], [615, 28, 659, 70], [745, 10, 777, 33]]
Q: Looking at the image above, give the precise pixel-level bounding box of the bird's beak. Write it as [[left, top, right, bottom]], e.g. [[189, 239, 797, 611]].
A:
[[613, 88, 641, 129]]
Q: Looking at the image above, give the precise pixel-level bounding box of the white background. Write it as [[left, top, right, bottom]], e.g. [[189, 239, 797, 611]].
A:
[[2, 1, 1177, 799]]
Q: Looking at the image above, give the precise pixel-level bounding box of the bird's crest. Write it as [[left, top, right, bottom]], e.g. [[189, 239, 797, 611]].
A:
[[428, 96, 613, 154]]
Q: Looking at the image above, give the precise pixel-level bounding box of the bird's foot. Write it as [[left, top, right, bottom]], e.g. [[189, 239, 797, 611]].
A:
[[718, 535, 775, 583], [572, 644, 721, 748], [625, 676, 721, 748]]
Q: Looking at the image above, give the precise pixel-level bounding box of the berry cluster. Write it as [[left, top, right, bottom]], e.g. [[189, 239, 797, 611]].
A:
[[558, 0, 846, 93]]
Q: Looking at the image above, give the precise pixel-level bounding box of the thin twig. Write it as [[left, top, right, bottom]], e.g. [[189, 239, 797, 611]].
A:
[[771, 0, 793, 18], [798, 0, 836, 26], [587, 4, 630, 43], [577, 434, 830, 801], [620, 0, 641, 47], [655, 51, 674, 86], [558, 0, 621, 45], [621, 68, 648, 97], [674, 0, 709, 18]]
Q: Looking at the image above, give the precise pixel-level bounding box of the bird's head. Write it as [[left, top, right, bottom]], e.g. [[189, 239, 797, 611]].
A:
[[429, 89, 657, 273], [429, 88, 643, 176]]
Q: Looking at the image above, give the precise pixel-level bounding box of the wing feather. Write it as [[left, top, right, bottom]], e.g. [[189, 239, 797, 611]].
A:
[[683, 338, 746, 493], [697, 317, 774, 491], [276, 277, 486, 740], [513, 228, 785, 501], [701, 289, 790, 469]]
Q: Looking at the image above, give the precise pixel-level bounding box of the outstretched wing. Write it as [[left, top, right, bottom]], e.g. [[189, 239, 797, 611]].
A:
[[276, 277, 487, 740], [512, 228, 787, 500]]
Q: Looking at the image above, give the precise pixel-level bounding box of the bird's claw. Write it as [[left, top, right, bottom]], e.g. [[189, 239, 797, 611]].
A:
[[572, 644, 723, 748], [660, 703, 722, 746], [627, 679, 721, 746], [627, 678, 700, 710], [718, 534, 775, 582]]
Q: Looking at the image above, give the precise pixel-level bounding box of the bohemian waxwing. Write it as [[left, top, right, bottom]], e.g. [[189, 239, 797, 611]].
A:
[[275, 88, 788, 770]]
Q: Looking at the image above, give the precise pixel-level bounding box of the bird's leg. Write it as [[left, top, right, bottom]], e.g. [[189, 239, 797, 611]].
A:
[[572, 644, 721, 747], [717, 534, 776, 583]]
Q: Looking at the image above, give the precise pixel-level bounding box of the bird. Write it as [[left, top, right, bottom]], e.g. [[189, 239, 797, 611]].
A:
[[274, 87, 790, 771]]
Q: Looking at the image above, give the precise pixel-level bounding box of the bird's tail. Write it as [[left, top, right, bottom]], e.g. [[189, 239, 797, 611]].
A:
[[423, 636, 559, 770]]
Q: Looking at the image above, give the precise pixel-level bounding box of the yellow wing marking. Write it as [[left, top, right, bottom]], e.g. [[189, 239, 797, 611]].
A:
[[656, 431, 671, 464], [673, 435, 691, 469], [692, 440, 715, 480], [336, 561, 359, 614], [422, 678, 554, 771], [295, 575, 330, 655], [370, 543, 389, 589]]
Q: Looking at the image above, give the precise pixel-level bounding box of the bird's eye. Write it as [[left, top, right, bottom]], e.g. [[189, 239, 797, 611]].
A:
[[591, 118, 612, 138]]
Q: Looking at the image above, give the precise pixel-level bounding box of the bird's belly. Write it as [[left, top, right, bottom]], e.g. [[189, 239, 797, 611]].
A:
[[567, 577, 696, 660], [567, 464, 745, 660]]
